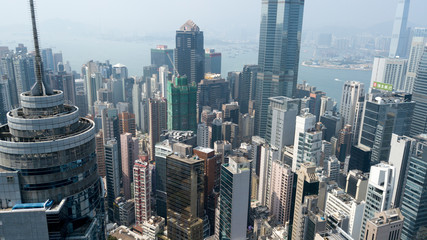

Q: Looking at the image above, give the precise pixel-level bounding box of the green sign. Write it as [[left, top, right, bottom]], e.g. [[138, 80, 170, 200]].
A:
[[373, 82, 393, 91]]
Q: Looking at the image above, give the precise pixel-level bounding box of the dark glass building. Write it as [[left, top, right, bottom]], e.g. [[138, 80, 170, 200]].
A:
[[255, 0, 305, 137], [175, 20, 205, 84], [401, 135, 427, 240], [359, 93, 414, 164], [166, 150, 205, 240]]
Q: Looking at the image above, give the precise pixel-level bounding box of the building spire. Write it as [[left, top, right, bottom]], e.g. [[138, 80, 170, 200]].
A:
[[29, 0, 53, 96]]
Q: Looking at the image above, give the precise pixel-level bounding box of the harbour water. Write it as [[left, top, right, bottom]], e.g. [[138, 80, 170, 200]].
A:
[[46, 36, 371, 105]]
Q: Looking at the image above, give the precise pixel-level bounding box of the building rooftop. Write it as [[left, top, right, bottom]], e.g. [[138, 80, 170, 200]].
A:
[[194, 146, 214, 154], [179, 20, 200, 32], [369, 208, 404, 226]]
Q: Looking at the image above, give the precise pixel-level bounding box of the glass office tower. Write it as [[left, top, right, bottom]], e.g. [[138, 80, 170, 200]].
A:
[[255, 0, 305, 137]]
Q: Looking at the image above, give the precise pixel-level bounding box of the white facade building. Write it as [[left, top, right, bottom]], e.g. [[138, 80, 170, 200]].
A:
[[292, 110, 318, 172], [370, 57, 407, 92], [360, 163, 395, 240], [340, 81, 364, 129], [197, 123, 210, 148]]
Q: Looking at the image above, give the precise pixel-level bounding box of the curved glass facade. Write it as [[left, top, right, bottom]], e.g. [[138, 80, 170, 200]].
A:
[[0, 90, 104, 238]]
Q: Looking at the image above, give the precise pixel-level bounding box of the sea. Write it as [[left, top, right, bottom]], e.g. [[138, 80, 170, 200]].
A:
[[43, 36, 372, 106]]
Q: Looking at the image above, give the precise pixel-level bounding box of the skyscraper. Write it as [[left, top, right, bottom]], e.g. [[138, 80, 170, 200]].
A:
[[119, 111, 136, 136], [148, 98, 167, 161], [405, 36, 427, 93], [167, 76, 197, 132], [359, 93, 414, 164], [166, 149, 205, 240], [400, 135, 427, 240], [389, 0, 411, 58], [255, 0, 305, 137], [175, 20, 205, 84], [291, 163, 319, 240], [266, 96, 301, 149], [105, 139, 121, 221], [270, 160, 294, 225], [218, 156, 251, 240], [133, 159, 151, 225], [410, 46, 427, 136], [121, 132, 139, 200], [0, 2, 104, 236], [292, 111, 321, 172], [197, 75, 230, 119], [340, 81, 364, 129]]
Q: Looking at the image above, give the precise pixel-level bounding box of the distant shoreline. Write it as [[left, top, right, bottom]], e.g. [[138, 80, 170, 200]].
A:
[[301, 61, 372, 71]]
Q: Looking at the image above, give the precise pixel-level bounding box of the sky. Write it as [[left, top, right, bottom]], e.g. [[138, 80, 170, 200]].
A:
[[1, 0, 426, 39], [0, 0, 426, 73]]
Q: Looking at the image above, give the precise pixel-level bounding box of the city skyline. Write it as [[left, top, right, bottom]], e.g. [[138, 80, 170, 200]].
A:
[[1, 0, 427, 239]]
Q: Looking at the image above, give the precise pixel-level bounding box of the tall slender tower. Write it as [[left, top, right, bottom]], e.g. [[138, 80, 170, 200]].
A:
[[133, 159, 151, 224], [410, 46, 427, 136], [255, 0, 305, 137], [175, 20, 205, 84], [389, 0, 411, 58], [0, 1, 104, 237]]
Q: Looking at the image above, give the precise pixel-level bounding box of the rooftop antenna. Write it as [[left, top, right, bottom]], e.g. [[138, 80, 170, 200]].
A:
[[29, 0, 53, 96]]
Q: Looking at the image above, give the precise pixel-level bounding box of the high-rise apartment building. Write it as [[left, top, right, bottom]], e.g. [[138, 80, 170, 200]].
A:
[[105, 139, 121, 222], [266, 96, 301, 149], [292, 111, 322, 172], [148, 98, 167, 160], [360, 163, 395, 240], [359, 93, 414, 164], [292, 163, 319, 240], [133, 159, 151, 225], [410, 46, 427, 136], [370, 57, 408, 92], [255, 0, 305, 137], [121, 133, 139, 200], [389, 0, 410, 58], [258, 144, 280, 207], [119, 111, 136, 137], [400, 135, 427, 240], [167, 76, 197, 132], [197, 123, 210, 148], [365, 208, 404, 240], [218, 156, 251, 240], [340, 81, 364, 129], [270, 160, 294, 225], [166, 149, 205, 240], [175, 20, 205, 84]]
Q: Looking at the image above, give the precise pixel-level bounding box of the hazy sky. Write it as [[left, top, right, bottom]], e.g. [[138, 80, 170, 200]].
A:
[[1, 0, 426, 40], [0, 0, 426, 74]]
